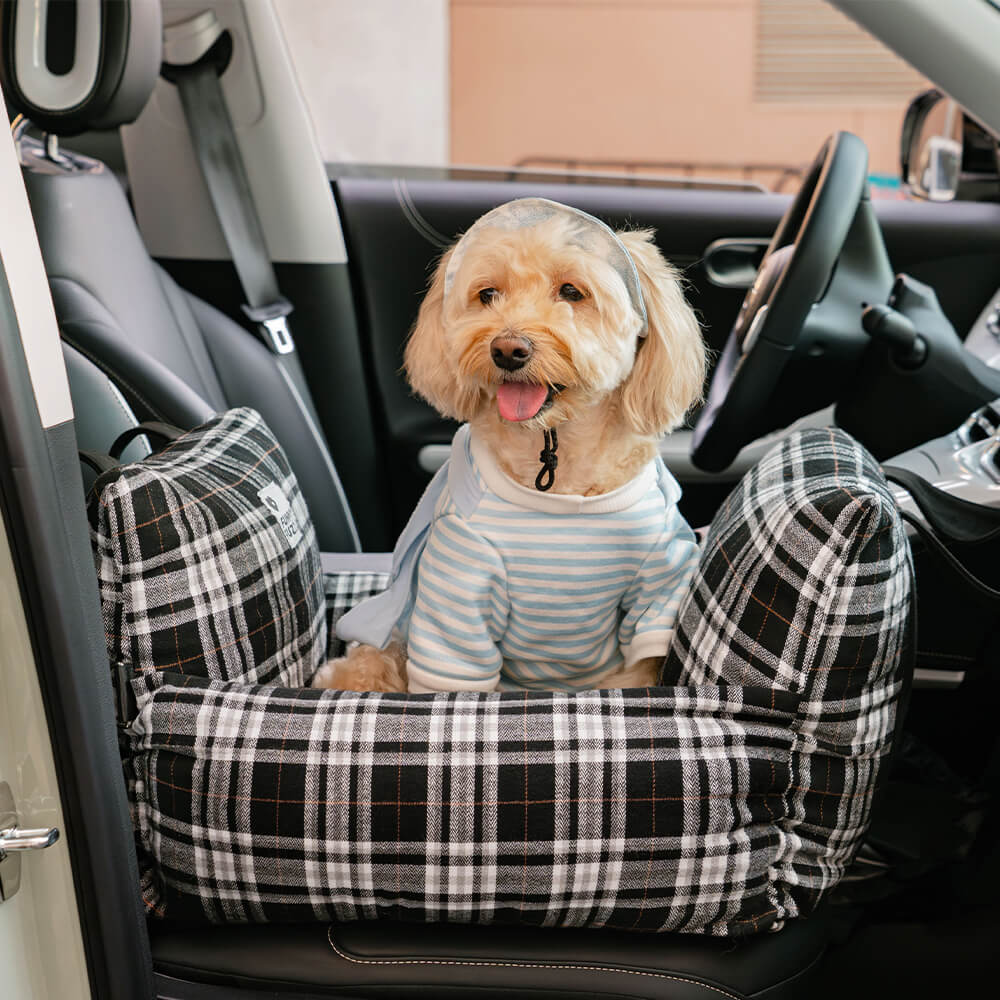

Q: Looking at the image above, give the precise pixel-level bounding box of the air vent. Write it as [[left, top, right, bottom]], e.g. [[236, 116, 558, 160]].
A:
[[755, 0, 926, 103]]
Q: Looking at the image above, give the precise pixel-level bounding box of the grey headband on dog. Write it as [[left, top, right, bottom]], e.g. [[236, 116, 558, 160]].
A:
[[442, 198, 648, 337]]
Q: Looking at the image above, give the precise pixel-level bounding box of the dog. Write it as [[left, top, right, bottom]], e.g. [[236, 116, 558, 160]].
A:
[[311, 198, 706, 694]]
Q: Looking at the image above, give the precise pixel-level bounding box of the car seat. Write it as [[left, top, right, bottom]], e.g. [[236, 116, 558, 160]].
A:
[[0, 0, 358, 554]]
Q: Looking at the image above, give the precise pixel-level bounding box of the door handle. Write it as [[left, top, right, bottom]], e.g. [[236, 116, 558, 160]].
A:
[[0, 781, 60, 902], [703, 238, 770, 289], [2, 827, 60, 852]]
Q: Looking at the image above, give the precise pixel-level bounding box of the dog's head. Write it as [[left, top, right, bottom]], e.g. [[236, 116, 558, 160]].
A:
[[404, 199, 706, 437]]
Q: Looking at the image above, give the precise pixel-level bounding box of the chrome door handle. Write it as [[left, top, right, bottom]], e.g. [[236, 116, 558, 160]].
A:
[[1, 827, 60, 852], [0, 781, 60, 902], [703, 237, 770, 288]]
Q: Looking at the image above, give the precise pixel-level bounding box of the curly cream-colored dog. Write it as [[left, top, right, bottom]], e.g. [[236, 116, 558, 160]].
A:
[[312, 198, 706, 694]]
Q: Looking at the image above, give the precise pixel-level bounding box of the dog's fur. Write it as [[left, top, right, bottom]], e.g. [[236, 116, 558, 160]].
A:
[[311, 214, 705, 693]]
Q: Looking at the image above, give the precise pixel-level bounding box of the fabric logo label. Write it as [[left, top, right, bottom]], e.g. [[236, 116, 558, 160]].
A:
[[257, 483, 303, 547]]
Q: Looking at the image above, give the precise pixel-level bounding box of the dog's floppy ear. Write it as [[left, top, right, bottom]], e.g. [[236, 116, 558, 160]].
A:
[[616, 229, 706, 437], [404, 248, 481, 422]]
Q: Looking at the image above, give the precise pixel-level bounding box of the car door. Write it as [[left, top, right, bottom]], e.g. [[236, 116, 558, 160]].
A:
[[0, 506, 90, 1000]]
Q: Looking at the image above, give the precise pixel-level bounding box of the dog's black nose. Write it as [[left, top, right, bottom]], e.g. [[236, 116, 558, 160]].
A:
[[491, 335, 534, 371]]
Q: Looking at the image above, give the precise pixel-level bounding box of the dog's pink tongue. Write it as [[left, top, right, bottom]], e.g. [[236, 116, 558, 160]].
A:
[[497, 382, 548, 422]]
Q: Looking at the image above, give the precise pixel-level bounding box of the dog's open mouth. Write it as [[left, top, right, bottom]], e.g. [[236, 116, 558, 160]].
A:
[[496, 381, 564, 422]]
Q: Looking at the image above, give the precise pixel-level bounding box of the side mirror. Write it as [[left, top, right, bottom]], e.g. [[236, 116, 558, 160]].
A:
[[901, 88, 1000, 202]]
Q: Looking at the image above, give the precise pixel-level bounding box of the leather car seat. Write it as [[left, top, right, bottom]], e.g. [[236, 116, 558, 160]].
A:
[[0, 0, 359, 552], [0, 1, 847, 996]]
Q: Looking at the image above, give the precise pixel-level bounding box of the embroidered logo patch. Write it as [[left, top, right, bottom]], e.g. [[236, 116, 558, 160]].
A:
[[257, 483, 304, 547]]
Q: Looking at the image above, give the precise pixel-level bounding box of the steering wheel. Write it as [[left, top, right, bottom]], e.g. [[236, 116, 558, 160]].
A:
[[691, 132, 871, 472]]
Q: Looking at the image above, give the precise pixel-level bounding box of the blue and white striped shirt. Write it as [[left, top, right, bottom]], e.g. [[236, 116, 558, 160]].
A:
[[339, 426, 699, 694]]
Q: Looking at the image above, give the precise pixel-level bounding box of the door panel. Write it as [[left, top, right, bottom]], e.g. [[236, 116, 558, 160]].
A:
[[0, 516, 91, 1000], [335, 174, 1000, 534]]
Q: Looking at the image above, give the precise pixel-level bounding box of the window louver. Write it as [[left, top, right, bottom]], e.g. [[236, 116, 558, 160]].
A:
[[756, 0, 926, 103]]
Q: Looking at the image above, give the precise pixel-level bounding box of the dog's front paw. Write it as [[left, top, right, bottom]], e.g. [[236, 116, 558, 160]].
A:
[[310, 642, 408, 693], [310, 657, 347, 689]]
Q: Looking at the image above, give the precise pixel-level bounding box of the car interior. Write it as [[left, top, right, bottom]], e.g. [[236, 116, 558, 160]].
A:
[[1, 0, 999, 998]]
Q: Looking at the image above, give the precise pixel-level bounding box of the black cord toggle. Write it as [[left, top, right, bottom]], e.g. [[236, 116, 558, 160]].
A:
[[535, 428, 558, 491]]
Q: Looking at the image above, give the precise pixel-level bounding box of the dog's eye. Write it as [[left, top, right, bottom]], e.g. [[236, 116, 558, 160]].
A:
[[479, 287, 500, 306], [559, 283, 585, 302]]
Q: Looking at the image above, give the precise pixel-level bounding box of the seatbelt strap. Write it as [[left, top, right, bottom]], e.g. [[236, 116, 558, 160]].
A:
[[162, 37, 363, 552], [80, 421, 188, 479], [78, 450, 121, 477], [163, 45, 295, 356], [110, 422, 187, 462]]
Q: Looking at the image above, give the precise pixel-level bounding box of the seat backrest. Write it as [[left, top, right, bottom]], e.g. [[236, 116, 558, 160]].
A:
[[0, 0, 359, 552]]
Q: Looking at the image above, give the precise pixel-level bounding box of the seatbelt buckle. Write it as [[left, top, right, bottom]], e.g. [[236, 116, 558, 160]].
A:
[[242, 298, 296, 355]]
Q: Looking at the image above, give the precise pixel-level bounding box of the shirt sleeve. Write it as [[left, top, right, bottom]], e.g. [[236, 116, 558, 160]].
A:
[[405, 513, 510, 693], [618, 506, 700, 668]]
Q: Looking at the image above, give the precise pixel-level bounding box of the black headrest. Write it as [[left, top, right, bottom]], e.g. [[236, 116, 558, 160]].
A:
[[0, 0, 161, 136]]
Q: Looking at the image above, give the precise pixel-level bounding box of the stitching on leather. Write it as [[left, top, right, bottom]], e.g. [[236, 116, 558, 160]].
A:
[[62, 334, 168, 423], [325, 926, 744, 1000], [104, 379, 152, 458], [104, 376, 140, 426]]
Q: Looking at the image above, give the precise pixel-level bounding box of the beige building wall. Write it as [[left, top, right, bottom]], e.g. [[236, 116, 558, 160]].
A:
[[450, 0, 925, 186]]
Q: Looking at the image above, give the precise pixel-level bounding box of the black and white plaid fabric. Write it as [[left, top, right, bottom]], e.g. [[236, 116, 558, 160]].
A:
[[88, 407, 327, 711], [112, 424, 912, 934], [662, 427, 914, 918], [131, 677, 802, 932]]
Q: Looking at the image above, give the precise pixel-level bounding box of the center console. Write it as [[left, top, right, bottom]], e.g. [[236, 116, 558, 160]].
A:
[[888, 399, 1000, 508], [887, 399, 1000, 689]]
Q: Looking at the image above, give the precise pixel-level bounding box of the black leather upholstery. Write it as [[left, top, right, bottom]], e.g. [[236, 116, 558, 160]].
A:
[[63, 341, 143, 452], [189, 292, 360, 553], [62, 340, 151, 490], [150, 914, 835, 1000], [25, 153, 229, 410], [0, 0, 161, 135], [19, 135, 360, 551], [1, 0, 361, 548]]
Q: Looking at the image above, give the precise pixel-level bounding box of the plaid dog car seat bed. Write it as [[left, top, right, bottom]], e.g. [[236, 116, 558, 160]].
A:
[[89, 409, 912, 935]]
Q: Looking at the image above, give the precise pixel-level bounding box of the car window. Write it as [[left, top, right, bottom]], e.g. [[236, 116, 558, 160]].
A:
[[276, 0, 927, 196]]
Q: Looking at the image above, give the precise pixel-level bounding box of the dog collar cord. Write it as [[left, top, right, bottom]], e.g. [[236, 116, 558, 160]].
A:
[[535, 428, 559, 491]]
